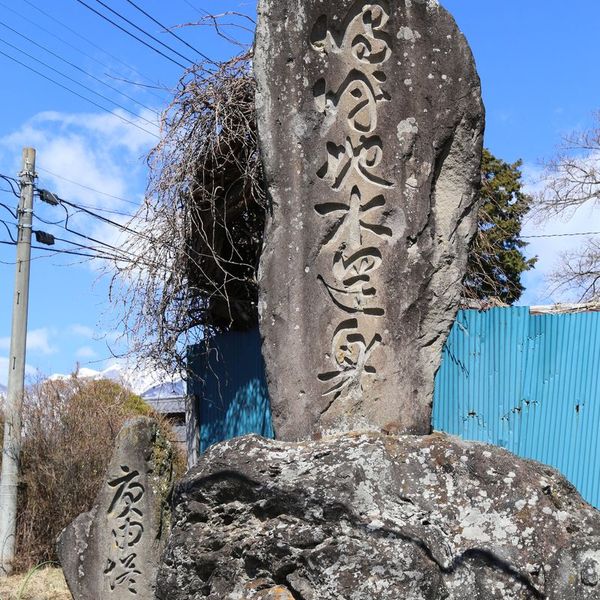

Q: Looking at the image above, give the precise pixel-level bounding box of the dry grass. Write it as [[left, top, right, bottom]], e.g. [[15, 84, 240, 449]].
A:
[[1, 376, 184, 573], [0, 566, 71, 600]]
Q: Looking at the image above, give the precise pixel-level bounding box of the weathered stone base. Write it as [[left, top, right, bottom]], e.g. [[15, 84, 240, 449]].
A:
[[157, 432, 600, 599]]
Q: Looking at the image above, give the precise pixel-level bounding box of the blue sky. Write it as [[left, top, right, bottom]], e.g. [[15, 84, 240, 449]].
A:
[[0, 0, 599, 383]]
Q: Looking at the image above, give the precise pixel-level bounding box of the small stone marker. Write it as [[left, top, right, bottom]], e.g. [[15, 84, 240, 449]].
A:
[[255, 0, 485, 440], [57, 417, 174, 600]]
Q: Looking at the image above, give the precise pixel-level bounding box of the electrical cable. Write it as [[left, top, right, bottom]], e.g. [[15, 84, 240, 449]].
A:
[[51, 202, 136, 218], [91, 0, 196, 66], [74, 0, 188, 70], [0, 201, 17, 219], [0, 236, 138, 265], [523, 231, 600, 239], [31, 243, 117, 260], [30, 230, 164, 270], [124, 0, 217, 66], [182, 0, 202, 15], [0, 175, 20, 197], [49, 234, 136, 261], [32, 211, 66, 226], [53, 202, 146, 260], [0, 34, 160, 130], [36, 167, 141, 207], [0, 19, 159, 117], [17, 0, 168, 99], [0, 218, 17, 242], [0, 46, 160, 139], [0, 236, 103, 263], [56, 195, 153, 240]]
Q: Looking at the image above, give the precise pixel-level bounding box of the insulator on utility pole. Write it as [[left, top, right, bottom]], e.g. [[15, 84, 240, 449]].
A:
[[0, 147, 36, 576]]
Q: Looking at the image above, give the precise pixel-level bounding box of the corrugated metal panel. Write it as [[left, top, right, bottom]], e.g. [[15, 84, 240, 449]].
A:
[[188, 329, 274, 453], [144, 396, 186, 414], [434, 307, 600, 508]]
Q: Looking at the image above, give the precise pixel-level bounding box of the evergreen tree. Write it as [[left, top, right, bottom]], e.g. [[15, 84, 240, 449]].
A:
[[465, 149, 537, 304]]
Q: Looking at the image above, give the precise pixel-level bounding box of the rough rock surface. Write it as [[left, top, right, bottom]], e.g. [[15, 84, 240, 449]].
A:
[[255, 0, 485, 440], [57, 417, 174, 600], [157, 432, 600, 599]]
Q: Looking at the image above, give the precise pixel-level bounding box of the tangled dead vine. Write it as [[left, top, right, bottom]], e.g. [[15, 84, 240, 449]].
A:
[[113, 52, 265, 373]]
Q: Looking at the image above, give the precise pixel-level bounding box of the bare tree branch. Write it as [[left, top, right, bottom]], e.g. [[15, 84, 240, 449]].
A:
[[536, 115, 600, 302], [548, 237, 600, 302]]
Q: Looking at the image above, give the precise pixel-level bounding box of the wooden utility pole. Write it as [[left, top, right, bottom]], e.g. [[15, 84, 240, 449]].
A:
[[0, 148, 36, 576]]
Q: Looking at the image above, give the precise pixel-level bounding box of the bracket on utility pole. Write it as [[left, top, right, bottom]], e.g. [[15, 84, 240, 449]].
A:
[[0, 147, 36, 576]]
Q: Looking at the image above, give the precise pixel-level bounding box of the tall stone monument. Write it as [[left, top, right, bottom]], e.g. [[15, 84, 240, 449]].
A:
[[256, 0, 484, 440]]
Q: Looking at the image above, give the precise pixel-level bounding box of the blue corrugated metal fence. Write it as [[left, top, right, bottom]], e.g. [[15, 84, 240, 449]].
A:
[[433, 307, 600, 508], [188, 329, 274, 453], [188, 308, 600, 509]]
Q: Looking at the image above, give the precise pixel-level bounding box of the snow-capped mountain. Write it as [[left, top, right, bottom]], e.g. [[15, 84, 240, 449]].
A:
[[48, 363, 185, 399]]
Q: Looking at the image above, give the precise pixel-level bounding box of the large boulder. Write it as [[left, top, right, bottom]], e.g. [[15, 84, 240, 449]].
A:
[[255, 0, 485, 440], [157, 432, 600, 599], [57, 417, 175, 600]]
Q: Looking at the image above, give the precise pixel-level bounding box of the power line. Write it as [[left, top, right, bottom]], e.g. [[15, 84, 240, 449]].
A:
[[0, 201, 17, 219], [0, 218, 17, 242], [61, 203, 136, 218], [0, 175, 20, 198], [50, 203, 145, 260], [92, 0, 196, 65], [16, 0, 168, 100], [49, 234, 138, 262], [0, 19, 159, 117], [37, 167, 141, 208], [0, 0, 167, 102], [0, 34, 159, 131], [0, 46, 160, 139], [74, 0, 188, 70], [182, 0, 202, 15], [0, 246, 61, 265], [32, 212, 65, 226], [31, 243, 119, 260], [104, 74, 169, 92], [59, 197, 149, 238], [124, 0, 217, 66], [35, 186, 151, 241], [523, 231, 600, 239], [0, 237, 125, 263], [2, 235, 141, 264]]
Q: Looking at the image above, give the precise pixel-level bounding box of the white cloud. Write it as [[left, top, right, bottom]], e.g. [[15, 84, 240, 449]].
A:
[[69, 324, 96, 338], [76, 346, 98, 359], [0, 108, 156, 213], [0, 108, 157, 284], [521, 162, 546, 197], [26, 328, 58, 355], [0, 330, 57, 355]]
